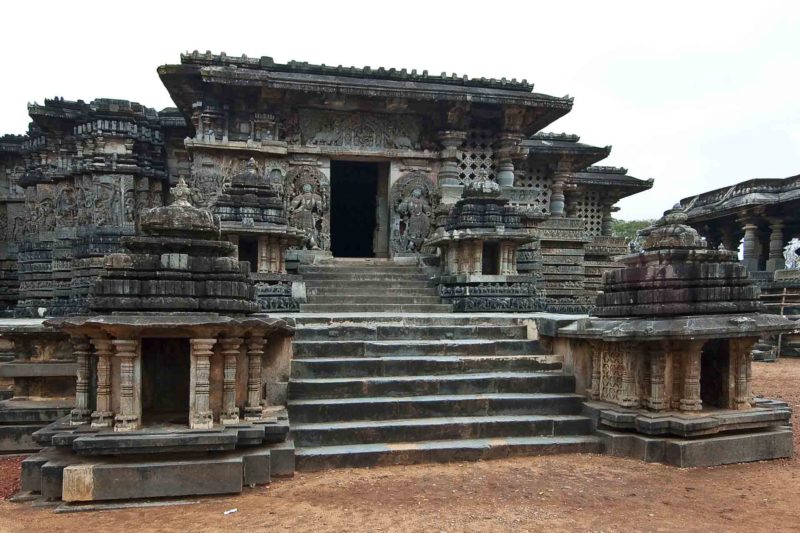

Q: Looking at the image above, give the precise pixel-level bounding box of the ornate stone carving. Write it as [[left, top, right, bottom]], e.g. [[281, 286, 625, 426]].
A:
[[299, 109, 421, 150], [390, 171, 437, 254], [286, 165, 329, 251]]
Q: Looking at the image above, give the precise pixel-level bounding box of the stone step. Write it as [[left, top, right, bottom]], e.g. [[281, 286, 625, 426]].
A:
[[304, 280, 434, 289], [299, 303, 454, 313], [301, 273, 432, 281], [300, 266, 425, 274], [295, 435, 602, 471], [287, 392, 585, 423], [290, 314, 528, 327], [290, 355, 562, 379], [289, 372, 574, 400], [306, 295, 443, 305], [295, 324, 528, 342], [292, 338, 542, 358], [307, 287, 437, 297], [292, 414, 592, 447]]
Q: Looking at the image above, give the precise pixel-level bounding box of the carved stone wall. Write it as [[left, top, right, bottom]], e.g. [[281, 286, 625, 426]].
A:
[[299, 109, 421, 150]]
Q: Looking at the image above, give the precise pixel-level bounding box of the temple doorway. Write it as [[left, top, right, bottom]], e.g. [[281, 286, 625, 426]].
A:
[[330, 161, 389, 257], [141, 338, 191, 425], [700, 339, 730, 408]]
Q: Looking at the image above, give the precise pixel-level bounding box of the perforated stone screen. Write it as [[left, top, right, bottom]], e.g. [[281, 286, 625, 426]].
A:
[[457, 130, 496, 185], [574, 190, 603, 236], [516, 161, 551, 214]]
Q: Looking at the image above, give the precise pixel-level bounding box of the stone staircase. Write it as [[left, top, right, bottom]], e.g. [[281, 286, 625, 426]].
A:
[[299, 261, 452, 313], [287, 264, 601, 470]]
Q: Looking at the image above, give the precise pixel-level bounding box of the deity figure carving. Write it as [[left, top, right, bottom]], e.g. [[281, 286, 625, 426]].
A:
[[55, 185, 77, 227], [290, 183, 324, 250], [390, 171, 438, 254], [285, 165, 330, 251]]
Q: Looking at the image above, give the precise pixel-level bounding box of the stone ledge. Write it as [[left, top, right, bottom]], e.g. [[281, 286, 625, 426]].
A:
[[0, 361, 76, 378]]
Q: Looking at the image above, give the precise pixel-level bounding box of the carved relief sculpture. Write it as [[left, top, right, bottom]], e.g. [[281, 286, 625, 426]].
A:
[[286, 165, 329, 251], [390, 171, 438, 255]]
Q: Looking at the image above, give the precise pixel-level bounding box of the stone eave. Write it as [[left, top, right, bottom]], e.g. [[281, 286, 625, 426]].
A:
[[681, 174, 800, 222], [572, 172, 654, 196], [554, 313, 796, 341]]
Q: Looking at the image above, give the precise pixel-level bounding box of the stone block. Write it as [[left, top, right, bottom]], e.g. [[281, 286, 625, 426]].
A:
[[61, 456, 244, 502], [0, 424, 45, 452], [243, 449, 271, 485], [268, 440, 295, 476]]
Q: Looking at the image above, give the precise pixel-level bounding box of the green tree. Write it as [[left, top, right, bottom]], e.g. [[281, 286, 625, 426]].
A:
[[611, 218, 655, 243]]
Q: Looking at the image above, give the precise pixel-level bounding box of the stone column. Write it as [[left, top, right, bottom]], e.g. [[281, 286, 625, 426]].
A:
[[245, 335, 266, 421], [741, 221, 761, 272], [647, 346, 668, 410], [257, 236, 269, 273], [436, 131, 467, 188], [589, 342, 601, 400], [766, 220, 786, 272], [601, 202, 615, 237], [446, 244, 458, 275], [470, 241, 482, 275], [680, 343, 703, 411], [732, 338, 754, 409], [112, 339, 140, 432], [219, 337, 242, 425], [69, 336, 92, 425], [90, 337, 114, 428], [190, 338, 216, 429], [278, 237, 288, 274], [619, 343, 639, 408], [493, 134, 523, 187], [550, 159, 571, 218]]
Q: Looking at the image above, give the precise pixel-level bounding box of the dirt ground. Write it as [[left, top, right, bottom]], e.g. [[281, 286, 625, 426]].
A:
[[1, 359, 800, 532]]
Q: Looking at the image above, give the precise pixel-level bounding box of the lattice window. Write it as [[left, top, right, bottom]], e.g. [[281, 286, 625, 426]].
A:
[[574, 190, 603, 236], [516, 161, 551, 214], [457, 130, 495, 185]]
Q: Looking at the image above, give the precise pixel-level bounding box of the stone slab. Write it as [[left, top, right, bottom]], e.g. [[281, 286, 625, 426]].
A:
[[0, 424, 46, 452], [268, 439, 295, 476], [0, 362, 76, 378], [243, 449, 271, 485], [598, 426, 793, 467], [61, 456, 244, 502]]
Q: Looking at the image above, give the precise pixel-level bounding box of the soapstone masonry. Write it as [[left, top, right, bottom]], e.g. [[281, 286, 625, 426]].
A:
[[540, 206, 795, 466], [0, 50, 793, 505]]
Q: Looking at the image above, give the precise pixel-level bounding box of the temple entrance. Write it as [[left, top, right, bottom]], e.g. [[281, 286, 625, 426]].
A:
[[700, 339, 730, 408], [141, 338, 190, 425], [238, 237, 258, 272], [330, 161, 388, 257]]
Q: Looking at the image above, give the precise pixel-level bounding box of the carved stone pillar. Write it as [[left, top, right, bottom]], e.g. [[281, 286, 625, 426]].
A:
[[69, 336, 92, 425], [648, 346, 668, 410], [732, 338, 754, 409], [589, 341, 601, 400], [550, 159, 571, 218], [112, 339, 140, 432], [257, 236, 269, 273], [499, 243, 516, 275], [680, 343, 703, 411], [492, 134, 523, 187], [90, 337, 114, 428], [245, 336, 266, 421], [470, 241, 482, 275], [619, 343, 639, 408], [436, 131, 467, 187], [766, 220, 785, 272], [741, 220, 761, 272], [219, 337, 242, 425], [190, 338, 216, 429], [446, 244, 458, 275], [278, 237, 287, 274], [601, 202, 615, 237]]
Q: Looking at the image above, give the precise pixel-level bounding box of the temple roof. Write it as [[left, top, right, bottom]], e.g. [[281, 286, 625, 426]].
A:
[[681, 173, 800, 222], [571, 166, 654, 196], [522, 132, 611, 169]]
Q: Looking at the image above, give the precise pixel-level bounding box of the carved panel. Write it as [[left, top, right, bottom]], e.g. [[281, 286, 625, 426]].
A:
[[299, 109, 421, 150], [389, 171, 438, 254], [285, 165, 330, 251]]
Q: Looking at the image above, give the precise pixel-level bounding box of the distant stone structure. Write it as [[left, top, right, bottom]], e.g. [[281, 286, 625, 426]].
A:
[[682, 173, 800, 358], [541, 206, 795, 466]]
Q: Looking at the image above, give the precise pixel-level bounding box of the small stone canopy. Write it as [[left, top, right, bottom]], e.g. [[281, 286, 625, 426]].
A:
[[556, 205, 796, 414], [45, 179, 294, 432]]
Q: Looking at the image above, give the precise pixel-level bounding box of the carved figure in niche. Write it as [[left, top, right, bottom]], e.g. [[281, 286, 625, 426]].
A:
[[290, 183, 324, 250], [38, 198, 56, 232], [390, 171, 438, 254], [397, 188, 432, 252], [285, 165, 330, 251], [11, 216, 24, 242], [267, 169, 284, 197], [55, 185, 77, 226], [94, 183, 113, 226]]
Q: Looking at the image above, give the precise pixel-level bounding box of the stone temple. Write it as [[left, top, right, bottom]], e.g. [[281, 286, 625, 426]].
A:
[[0, 51, 793, 504]]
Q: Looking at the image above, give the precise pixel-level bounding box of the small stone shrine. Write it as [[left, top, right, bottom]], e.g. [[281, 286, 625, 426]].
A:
[[542, 205, 795, 466], [427, 170, 544, 311], [18, 178, 295, 502], [211, 158, 305, 311]]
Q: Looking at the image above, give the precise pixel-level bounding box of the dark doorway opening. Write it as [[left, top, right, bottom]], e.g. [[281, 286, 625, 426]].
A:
[[482, 242, 500, 275], [700, 339, 729, 408], [141, 338, 191, 425], [330, 161, 379, 257], [238, 237, 258, 273]]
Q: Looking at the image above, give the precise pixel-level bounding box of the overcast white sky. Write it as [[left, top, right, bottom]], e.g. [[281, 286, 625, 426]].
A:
[[2, 0, 798, 220]]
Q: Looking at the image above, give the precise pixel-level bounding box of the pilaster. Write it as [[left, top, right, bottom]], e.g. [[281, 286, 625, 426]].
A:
[[245, 335, 266, 421], [69, 336, 92, 425], [112, 339, 140, 432], [219, 337, 243, 425], [90, 337, 114, 428], [189, 338, 216, 429]]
